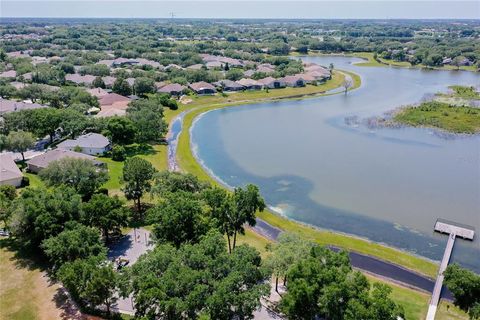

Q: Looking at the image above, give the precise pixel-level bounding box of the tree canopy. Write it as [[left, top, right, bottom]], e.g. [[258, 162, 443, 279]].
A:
[[39, 158, 108, 197], [124, 231, 269, 320]]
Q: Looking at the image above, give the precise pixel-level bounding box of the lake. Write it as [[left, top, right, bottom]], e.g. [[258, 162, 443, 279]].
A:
[[190, 56, 480, 271]]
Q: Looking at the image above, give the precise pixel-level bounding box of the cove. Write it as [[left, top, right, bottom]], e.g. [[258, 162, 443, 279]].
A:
[[190, 56, 480, 271]]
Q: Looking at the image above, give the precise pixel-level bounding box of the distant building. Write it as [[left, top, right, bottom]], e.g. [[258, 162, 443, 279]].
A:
[[97, 93, 131, 117], [214, 80, 244, 91], [57, 133, 111, 155], [257, 77, 286, 89], [87, 87, 109, 98], [0, 70, 17, 79], [281, 75, 305, 87], [0, 98, 48, 114], [26, 149, 100, 173], [102, 76, 117, 88], [158, 83, 187, 96], [65, 74, 96, 86], [0, 154, 23, 187], [189, 82, 216, 95], [236, 78, 263, 90]]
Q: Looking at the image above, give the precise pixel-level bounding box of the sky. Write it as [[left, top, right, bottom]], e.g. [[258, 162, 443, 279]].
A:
[[1, 0, 479, 19]]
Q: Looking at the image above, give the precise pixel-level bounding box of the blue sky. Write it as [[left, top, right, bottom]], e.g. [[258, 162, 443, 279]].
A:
[[1, 1, 479, 19]]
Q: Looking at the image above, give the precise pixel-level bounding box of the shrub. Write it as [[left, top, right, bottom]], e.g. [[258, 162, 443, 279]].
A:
[[21, 176, 30, 187], [112, 145, 126, 161]]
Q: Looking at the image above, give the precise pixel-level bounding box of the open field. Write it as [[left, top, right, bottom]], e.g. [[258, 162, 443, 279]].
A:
[[0, 239, 79, 320]]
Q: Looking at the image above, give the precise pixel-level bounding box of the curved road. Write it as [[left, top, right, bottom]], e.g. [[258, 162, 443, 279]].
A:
[[253, 218, 453, 300]]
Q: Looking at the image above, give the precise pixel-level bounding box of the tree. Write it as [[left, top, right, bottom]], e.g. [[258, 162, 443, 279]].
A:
[[0, 185, 17, 230], [343, 78, 353, 94], [31, 107, 63, 143], [41, 222, 106, 268], [9, 187, 83, 248], [444, 264, 480, 319], [329, 63, 334, 74], [39, 158, 108, 197], [0, 134, 7, 152], [127, 98, 167, 143], [265, 233, 313, 292], [92, 76, 106, 88], [151, 170, 209, 196], [149, 192, 209, 247], [122, 157, 156, 213], [82, 194, 130, 243], [104, 116, 137, 145], [203, 184, 265, 252], [0, 84, 17, 99], [226, 68, 244, 81], [124, 231, 268, 319], [58, 254, 118, 314], [112, 78, 132, 96], [60, 108, 90, 139], [5, 130, 35, 161], [280, 246, 404, 320], [18, 84, 46, 103], [134, 77, 156, 97], [230, 184, 265, 251]]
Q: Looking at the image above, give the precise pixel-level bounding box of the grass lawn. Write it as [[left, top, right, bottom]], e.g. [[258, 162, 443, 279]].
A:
[[394, 101, 480, 134], [366, 275, 468, 320], [0, 240, 67, 320], [98, 143, 169, 195]]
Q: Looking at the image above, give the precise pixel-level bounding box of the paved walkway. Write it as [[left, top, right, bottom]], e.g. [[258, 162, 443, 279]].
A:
[[253, 218, 453, 300], [108, 228, 153, 315]]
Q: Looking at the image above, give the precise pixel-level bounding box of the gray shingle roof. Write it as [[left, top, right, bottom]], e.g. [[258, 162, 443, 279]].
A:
[[26, 149, 97, 170], [0, 154, 22, 182], [57, 133, 110, 149]]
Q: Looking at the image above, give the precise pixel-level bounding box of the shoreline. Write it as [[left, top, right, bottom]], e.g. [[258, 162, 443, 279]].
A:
[[296, 51, 479, 72], [171, 69, 444, 279]]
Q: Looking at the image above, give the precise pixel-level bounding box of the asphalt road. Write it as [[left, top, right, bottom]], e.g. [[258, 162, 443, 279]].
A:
[[252, 218, 453, 300]]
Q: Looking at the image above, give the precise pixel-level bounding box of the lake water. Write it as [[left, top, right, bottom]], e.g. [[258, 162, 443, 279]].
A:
[[191, 56, 480, 271]]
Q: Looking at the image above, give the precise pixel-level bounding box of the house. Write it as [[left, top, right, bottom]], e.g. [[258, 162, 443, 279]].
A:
[[102, 76, 117, 88], [215, 80, 244, 92], [306, 70, 330, 81], [97, 93, 131, 117], [257, 77, 285, 89], [26, 149, 99, 173], [165, 64, 183, 71], [0, 98, 48, 114], [0, 70, 17, 79], [21, 72, 32, 81], [281, 75, 305, 87], [0, 154, 23, 187], [296, 73, 316, 84], [87, 87, 109, 98], [112, 58, 139, 67], [189, 82, 216, 95], [158, 83, 187, 96], [57, 133, 111, 155], [186, 64, 204, 70], [243, 70, 255, 78], [206, 61, 223, 69], [236, 78, 263, 90], [256, 64, 276, 73], [65, 74, 96, 86]]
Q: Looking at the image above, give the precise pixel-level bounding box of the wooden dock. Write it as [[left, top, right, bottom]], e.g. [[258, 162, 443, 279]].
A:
[[426, 219, 475, 320]]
